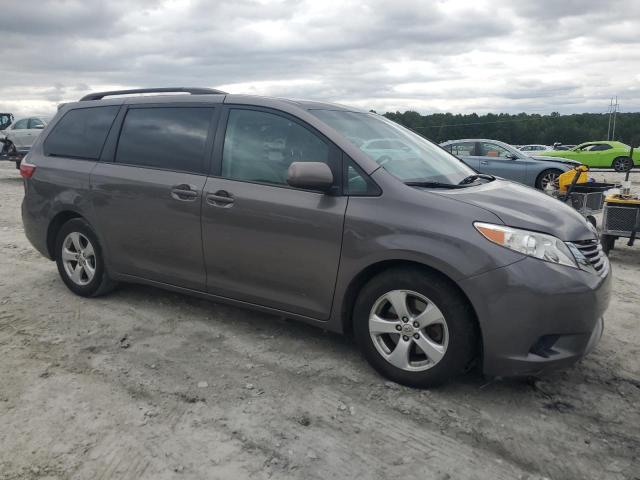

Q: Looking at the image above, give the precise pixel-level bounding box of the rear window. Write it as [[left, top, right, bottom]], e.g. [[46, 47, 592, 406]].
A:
[[44, 106, 119, 159], [115, 107, 213, 174]]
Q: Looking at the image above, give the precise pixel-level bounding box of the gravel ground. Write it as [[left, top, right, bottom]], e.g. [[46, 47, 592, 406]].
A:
[[0, 162, 639, 480]]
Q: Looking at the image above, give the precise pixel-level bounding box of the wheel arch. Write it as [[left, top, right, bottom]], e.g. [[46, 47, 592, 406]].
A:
[[46, 210, 84, 259], [339, 259, 483, 352]]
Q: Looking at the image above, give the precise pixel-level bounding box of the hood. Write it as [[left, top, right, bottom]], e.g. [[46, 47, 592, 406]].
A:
[[432, 179, 595, 242], [530, 155, 580, 166]]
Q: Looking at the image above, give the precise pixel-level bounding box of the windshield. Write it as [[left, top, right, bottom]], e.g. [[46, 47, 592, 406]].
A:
[[311, 110, 475, 184]]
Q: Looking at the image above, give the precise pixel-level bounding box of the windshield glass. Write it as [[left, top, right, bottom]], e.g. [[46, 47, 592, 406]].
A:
[[311, 110, 475, 184]]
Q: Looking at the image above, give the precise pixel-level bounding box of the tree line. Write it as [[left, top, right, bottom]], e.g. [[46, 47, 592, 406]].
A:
[[382, 111, 640, 147]]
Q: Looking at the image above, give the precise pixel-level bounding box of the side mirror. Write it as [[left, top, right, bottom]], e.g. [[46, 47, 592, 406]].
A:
[[33, 125, 45, 130], [287, 162, 334, 192], [507, 154, 519, 160]]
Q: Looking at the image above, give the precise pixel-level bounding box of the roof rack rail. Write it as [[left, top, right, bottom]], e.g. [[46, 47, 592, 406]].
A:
[[79, 87, 227, 101]]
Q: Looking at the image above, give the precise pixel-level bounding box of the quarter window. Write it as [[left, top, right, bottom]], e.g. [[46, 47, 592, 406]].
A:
[[116, 107, 214, 173], [222, 109, 330, 186], [44, 106, 119, 159]]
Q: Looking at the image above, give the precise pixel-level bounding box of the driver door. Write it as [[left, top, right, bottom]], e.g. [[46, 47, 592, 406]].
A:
[[477, 141, 526, 183], [201, 107, 347, 320]]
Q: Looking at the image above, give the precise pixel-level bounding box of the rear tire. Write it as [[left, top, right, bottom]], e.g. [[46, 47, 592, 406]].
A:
[[612, 157, 632, 172], [535, 169, 563, 190], [353, 267, 477, 388], [55, 218, 116, 297]]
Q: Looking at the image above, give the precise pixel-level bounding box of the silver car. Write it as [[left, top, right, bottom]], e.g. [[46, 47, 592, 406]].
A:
[[441, 139, 580, 189], [2, 116, 49, 158]]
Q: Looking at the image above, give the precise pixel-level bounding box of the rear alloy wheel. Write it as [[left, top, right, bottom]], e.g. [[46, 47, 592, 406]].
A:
[[354, 267, 476, 388], [55, 218, 116, 297], [536, 169, 562, 190], [612, 157, 632, 172]]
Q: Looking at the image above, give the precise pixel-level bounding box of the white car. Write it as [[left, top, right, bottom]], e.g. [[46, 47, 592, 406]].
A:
[[518, 144, 552, 155], [2, 117, 49, 152]]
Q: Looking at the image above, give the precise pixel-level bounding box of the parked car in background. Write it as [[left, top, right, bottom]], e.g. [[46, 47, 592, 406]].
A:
[[1, 116, 49, 167], [518, 144, 552, 154], [440, 139, 581, 189], [541, 141, 639, 171], [21, 88, 610, 388], [2, 116, 49, 151]]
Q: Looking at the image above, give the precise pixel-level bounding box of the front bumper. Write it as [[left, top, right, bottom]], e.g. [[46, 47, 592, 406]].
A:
[[459, 256, 611, 377]]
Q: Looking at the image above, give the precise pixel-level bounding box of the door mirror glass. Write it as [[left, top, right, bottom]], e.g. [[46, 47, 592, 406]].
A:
[[287, 162, 334, 192]]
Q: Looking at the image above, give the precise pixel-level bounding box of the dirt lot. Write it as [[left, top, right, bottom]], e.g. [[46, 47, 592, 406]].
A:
[[0, 162, 639, 480]]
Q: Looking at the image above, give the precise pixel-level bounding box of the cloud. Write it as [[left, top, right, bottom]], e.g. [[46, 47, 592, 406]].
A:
[[0, 0, 638, 118]]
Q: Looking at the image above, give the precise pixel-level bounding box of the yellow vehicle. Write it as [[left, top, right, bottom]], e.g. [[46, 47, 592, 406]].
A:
[[554, 166, 617, 228]]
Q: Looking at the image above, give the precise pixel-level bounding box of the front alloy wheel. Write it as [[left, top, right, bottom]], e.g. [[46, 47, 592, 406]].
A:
[[369, 290, 448, 371], [539, 170, 561, 190], [353, 267, 477, 388]]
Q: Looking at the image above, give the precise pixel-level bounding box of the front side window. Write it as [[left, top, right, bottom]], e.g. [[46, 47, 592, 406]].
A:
[[222, 109, 330, 186], [13, 119, 28, 129], [116, 107, 213, 173], [590, 144, 613, 151], [479, 142, 513, 159], [311, 110, 474, 184], [44, 106, 119, 159]]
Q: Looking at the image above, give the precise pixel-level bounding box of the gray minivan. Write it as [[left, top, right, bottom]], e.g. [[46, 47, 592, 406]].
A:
[[21, 88, 610, 387]]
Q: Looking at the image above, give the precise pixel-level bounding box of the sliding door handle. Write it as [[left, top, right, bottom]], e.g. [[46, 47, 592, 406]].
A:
[[206, 190, 235, 207]]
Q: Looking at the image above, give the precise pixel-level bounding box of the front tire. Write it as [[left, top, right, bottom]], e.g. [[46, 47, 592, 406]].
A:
[[353, 267, 477, 388], [55, 218, 116, 297], [601, 234, 615, 255], [535, 168, 563, 190]]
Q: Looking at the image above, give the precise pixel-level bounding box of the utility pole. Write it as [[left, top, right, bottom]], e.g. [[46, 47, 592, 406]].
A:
[[607, 98, 613, 140], [612, 96, 619, 140], [607, 96, 619, 140]]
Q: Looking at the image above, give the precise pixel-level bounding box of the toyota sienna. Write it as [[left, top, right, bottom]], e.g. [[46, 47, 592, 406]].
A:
[[21, 88, 611, 387]]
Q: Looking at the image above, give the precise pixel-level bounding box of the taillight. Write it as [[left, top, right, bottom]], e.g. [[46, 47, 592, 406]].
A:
[[20, 160, 36, 179]]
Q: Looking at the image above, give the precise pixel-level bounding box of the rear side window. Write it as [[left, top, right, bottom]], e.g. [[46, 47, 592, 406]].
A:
[[44, 106, 119, 159], [116, 107, 213, 173]]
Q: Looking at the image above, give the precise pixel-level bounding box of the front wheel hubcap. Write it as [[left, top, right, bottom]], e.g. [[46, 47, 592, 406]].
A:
[[541, 172, 559, 190], [62, 232, 96, 286], [369, 289, 449, 372]]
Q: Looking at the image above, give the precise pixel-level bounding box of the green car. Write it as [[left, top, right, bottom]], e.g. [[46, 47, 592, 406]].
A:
[[542, 141, 639, 171]]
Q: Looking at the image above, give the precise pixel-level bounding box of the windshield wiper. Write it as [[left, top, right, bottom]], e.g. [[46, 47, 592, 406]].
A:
[[457, 173, 495, 185], [404, 181, 466, 189]]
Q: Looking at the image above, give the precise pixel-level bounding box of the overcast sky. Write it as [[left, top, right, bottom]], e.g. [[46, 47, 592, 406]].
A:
[[1, 0, 639, 118]]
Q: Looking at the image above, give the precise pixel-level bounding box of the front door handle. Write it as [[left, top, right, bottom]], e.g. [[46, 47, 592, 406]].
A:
[[480, 160, 489, 165], [206, 190, 235, 207], [170, 184, 199, 201]]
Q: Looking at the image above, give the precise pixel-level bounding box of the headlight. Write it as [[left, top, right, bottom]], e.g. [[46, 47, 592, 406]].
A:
[[474, 222, 577, 268]]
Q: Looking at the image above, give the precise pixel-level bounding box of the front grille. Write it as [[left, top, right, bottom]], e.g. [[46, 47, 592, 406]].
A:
[[571, 239, 608, 277]]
